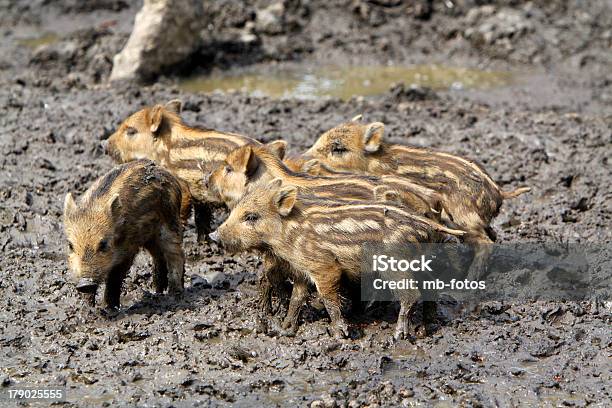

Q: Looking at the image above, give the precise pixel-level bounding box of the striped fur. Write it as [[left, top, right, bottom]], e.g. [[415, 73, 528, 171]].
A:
[[208, 145, 444, 220], [303, 121, 531, 242], [106, 100, 260, 205], [63, 160, 185, 308], [105, 100, 264, 241], [209, 144, 456, 333], [215, 179, 464, 337]]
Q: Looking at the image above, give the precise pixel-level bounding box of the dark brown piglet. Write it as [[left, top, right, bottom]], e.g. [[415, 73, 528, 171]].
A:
[[63, 160, 185, 309], [105, 99, 272, 241]]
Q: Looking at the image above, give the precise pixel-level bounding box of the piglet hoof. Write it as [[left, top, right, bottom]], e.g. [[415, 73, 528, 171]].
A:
[[168, 287, 184, 299], [255, 315, 269, 334], [281, 328, 297, 337], [280, 317, 294, 330], [466, 262, 487, 282], [259, 300, 273, 316], [415, 324, 428, 339], [330, 321, 349, 339], [425, 322, 440, 336], [81, 292, 96, 308], [393, 327, 404, 342], [393, 316, 416, 342], [101, 306, 120, 318], [393, 327, 416, 343], [280, 319, 298, 337], [278, 326, 297, 337]]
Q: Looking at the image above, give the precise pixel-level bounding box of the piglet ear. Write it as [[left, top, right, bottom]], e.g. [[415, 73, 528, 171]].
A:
[[274, 185, 298, 217], [265, 140, 287, 160], [267, 178, 283, 190], [149, 105, 164, 134], [373, 186, 401, 204], [64, 193, 77, 217], [107, 193, 121, 218], [301, 159, 321, 175], [227, 145, 259, 177], [165, 99, 182, 114], [363, 122, 384, 153]]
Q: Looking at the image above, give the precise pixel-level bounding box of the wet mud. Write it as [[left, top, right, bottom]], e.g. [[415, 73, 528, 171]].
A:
[[0, 1, 610, 406]]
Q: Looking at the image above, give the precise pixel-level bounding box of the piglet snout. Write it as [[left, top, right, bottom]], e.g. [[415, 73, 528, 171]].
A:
[[208, 230, 220, 243], [76, 278, 98, 294], [100, 140, 109, 153]]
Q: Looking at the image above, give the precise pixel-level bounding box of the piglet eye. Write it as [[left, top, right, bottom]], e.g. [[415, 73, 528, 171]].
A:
[[225, 165, 232, 174], [97, 239, 110, 252], [67, 242, 74, 252], [126, 127, 137, 137], [330, 140, 347, 155], [243, 213, 260, 223]]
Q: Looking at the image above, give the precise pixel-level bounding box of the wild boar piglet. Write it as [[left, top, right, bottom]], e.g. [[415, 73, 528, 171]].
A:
[[63, 160, 185, 309], [104, 99, 264, 241], [205, 144, 451, 330], [284, 154, 352, 177], [210, 179, 465, 339], [207, 144, 443, 217], [303, 118, 531, 279]]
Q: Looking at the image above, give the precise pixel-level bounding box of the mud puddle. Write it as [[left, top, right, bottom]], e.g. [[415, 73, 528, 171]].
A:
[[17, 32, 60, 49], [179, 64, 516, 100]]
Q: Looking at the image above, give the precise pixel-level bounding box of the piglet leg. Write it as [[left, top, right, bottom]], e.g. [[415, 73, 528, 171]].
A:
[[281, 280, 310, 336], [194, 202, 214, 243], [314, 269, 348, 338], [146, 239, 169, 294], [104, 260, 131, 310], [160, 226, 185, 295], [394, 300, 417, 341]]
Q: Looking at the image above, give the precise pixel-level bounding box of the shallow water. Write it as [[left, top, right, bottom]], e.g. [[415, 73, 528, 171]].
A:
[[18, 32, 59, 48], [179, 65, 515, 100]]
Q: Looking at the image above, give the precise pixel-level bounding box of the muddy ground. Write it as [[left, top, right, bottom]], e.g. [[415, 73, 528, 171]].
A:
[[1, 1, 611, 407]]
